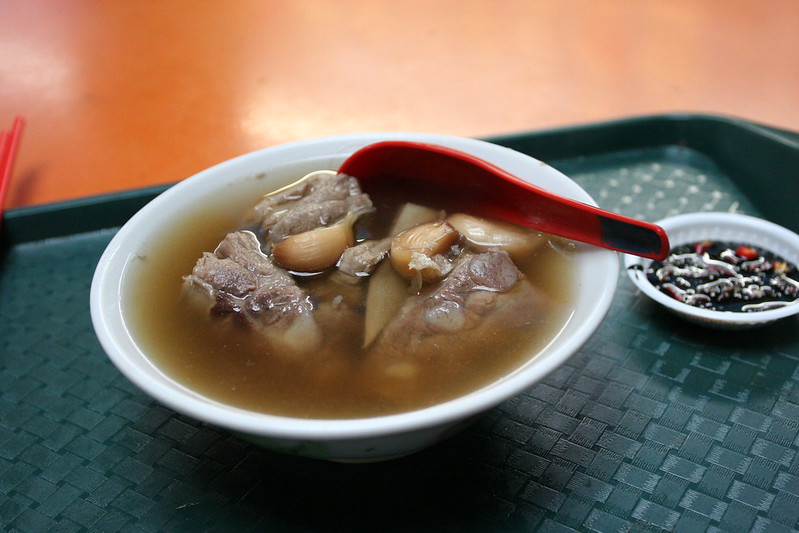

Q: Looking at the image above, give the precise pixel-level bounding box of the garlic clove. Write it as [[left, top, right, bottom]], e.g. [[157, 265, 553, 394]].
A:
[[272, 215, 355, 272], [446, 213, 546, 262], [390, 220, 459, 281]]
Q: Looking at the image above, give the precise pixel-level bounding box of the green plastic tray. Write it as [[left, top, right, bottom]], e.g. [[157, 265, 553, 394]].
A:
[[2, 114, 799, 532]]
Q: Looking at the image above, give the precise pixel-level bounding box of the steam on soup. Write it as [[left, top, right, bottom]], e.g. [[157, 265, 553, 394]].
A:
[[127, 170, 576, 418]]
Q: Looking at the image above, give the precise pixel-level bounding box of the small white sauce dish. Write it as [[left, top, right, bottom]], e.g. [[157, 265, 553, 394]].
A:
[[624, 212, 799, 329], [91, 132, 619, 462]]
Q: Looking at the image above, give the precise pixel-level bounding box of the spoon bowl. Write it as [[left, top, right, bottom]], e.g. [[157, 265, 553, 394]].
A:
[[339, 141, 669, 260]]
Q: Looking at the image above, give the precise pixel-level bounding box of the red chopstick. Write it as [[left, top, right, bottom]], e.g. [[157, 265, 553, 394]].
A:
[[0, 116, 25, 228]]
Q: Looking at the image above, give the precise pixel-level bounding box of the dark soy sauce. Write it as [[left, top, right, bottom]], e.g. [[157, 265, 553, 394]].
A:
[[645, 240, 799, 312]]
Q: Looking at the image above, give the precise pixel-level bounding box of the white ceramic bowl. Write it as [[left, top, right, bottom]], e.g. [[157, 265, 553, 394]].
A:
[[625, 212, 799, 328], [91, 133, 619, 462]]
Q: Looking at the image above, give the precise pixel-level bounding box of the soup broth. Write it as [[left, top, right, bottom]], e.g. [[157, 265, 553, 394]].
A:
[[126, 173, 576, 418]]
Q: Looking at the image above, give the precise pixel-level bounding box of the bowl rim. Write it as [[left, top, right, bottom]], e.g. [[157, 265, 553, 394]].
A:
[[91, 132, 619, 441], [624, 211, 799, 325]]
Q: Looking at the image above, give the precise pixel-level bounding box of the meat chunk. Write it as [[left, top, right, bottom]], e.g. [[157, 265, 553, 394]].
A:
[[337, 237, 392, 279], [249, 172, 373, 245], [184, 230, 321, 354], [369, 250, 543, 364]]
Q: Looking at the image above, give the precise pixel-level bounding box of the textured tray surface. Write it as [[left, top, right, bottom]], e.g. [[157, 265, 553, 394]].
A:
[[2, 117, 799, 532]]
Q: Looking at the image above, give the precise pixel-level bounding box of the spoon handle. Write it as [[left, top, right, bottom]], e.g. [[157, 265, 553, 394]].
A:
[[340, 141, 670, 260], [478, 167, 670, 260]]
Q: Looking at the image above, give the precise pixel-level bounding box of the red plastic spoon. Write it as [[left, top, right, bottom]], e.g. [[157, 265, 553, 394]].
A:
[[339, 141, 670, 260]]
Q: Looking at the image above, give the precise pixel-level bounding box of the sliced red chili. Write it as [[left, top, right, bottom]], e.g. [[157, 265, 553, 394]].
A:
[[736, 245, 759, 260], [694, 240, 713, 254]]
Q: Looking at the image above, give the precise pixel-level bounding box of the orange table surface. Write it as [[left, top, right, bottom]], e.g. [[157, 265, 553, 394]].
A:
[[2, 1, 799, 208]]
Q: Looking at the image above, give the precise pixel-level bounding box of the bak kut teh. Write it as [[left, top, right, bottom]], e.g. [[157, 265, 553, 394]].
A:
[[128, 170, 578, 418]]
